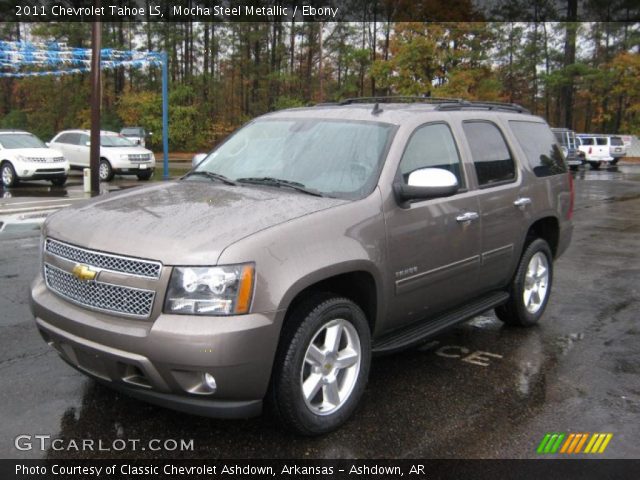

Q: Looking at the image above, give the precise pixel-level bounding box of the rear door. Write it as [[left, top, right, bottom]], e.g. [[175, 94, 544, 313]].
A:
[[459, 120, 527, 290], [51, 133, 77, 164], [75, 133, 90, 167]]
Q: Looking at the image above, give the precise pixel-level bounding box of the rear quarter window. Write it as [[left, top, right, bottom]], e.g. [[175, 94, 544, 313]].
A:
[[510, 121, 567, 177]]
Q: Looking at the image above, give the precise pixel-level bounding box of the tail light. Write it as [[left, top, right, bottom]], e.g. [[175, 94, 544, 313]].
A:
[[568, 171, 574, 220], [589, 147, 592, 154]]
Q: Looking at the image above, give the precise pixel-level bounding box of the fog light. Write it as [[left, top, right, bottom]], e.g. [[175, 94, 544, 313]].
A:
[[203, 373, 217, 392]]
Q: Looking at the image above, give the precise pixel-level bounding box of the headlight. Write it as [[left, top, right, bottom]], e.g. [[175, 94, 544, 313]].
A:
[[120, 154, 129, 161], [16, 154, 26, 162], [164, 264, 255, 315]]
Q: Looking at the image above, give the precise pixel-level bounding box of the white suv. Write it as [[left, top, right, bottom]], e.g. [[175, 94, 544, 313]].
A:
[[0, 130, 69, 188], [49, 130, 156, 181]]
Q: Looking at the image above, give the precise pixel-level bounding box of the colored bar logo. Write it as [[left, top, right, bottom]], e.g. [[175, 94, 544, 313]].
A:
[[537, 433, 613, 454]]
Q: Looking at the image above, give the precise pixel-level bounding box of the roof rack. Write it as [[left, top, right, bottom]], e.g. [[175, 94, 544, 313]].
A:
[[338, 96, 464, 106], [436, 100, 530, 114], [333, 96, 530, 114]]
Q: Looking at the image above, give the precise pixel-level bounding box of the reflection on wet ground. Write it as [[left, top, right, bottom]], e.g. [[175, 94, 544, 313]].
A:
[[39, 317, 550, 460]]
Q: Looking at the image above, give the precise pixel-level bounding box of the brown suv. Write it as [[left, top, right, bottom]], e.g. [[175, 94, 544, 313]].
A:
[[30, 98, 573, 435]]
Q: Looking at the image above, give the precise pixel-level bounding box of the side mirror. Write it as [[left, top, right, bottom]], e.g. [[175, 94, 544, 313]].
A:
[[394, 167, 459, 207], [192, 153, 207, 168], [85, 141, 91, 146], [45, 142, 50, 147], [148, 132, 154, 136]]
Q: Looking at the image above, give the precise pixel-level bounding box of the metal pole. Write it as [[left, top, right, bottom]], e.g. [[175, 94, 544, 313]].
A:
[[89, 13, 102, 193], [162, 51, 169, 180]]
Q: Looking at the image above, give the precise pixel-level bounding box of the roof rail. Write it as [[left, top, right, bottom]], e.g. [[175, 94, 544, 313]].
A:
[[334, 96, 530, 114], [338, 96, 464, 106], [436, 101, 530, 114]]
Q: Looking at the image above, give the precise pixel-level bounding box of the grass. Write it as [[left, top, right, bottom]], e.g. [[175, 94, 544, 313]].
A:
[[151, 165, 190, 181]]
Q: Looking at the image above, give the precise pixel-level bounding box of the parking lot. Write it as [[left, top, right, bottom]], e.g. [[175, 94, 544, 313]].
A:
[[1, 165, 639, 459]]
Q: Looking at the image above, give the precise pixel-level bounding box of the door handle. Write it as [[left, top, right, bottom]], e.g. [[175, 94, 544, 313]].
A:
[[513, 197, 532, 208], [456, 211, 479, 223]]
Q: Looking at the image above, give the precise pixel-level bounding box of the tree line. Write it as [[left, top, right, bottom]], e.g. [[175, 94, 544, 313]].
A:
[[1, 18, 638, 151]]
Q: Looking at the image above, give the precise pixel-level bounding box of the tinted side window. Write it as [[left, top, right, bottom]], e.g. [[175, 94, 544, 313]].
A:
[[462, 121, 515, 186], [399, 123, 465, 187], [77, 134, 89, 146], [510, 121, 567, 177], [580, 137, 594, 146], [596, 137, 608, 146], [55, 133, 72, 144]]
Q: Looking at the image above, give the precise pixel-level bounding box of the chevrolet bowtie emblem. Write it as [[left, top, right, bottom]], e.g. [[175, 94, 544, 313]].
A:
[[72, 264, 97, 281]]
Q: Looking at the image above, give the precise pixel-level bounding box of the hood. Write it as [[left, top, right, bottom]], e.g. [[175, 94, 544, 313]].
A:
[[10, 147, 64, 158], [45, 180, 346, 265], [101, 146, 152, 155]]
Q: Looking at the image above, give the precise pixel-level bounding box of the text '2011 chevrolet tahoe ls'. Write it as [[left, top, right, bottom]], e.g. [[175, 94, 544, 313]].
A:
[[31, 99, 573, 435]]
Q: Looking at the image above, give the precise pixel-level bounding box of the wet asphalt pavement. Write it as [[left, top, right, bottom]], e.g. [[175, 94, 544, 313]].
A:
[[0, 166, 639, 459]]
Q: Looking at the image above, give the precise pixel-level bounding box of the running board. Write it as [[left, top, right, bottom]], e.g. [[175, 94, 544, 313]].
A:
[[372, 291, 509, 355]]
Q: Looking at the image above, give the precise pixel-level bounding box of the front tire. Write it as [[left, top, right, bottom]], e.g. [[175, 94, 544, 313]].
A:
[[270, 295, 371, 435], [99, 159, 114, 182], [51, 176, 67, 187], [1, 162, 18, 188], [495, 238, 553, 327]]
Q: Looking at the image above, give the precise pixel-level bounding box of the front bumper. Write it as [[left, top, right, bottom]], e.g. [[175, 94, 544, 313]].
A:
[[17, 165, 69, 180], [30, 275, 281, 418], [111, 159, 156, 173]]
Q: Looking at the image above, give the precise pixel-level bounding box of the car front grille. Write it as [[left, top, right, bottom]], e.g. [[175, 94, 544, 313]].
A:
[[28, 157, 65, 163], [45, 238, 161, 279], [44, 264, 155, 318], [128, 154, 151, 162]]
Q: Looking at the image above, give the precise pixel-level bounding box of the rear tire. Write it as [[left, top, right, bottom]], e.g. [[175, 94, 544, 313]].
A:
[[588, 161, 601, 170], [1, 162, 18, 188], [99, 159, 114, 182], [610, 159, 619, 166], [270, 294, 371, 435], [495, 238, 553, 327]]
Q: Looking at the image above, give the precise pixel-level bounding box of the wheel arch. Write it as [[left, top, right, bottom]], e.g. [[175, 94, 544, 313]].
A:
[[526, 216, 560, 258], [278, 265, 381, 336]]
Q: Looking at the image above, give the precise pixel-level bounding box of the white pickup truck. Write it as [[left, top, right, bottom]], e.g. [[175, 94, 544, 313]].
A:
[[577, 135, 614, 169]]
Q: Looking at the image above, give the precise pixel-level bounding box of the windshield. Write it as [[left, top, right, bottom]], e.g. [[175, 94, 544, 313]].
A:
[[0, 133, 47, 149], [192, 119, 395, 199], [121, 128, 143, 136], [101, 135, 136, 147]]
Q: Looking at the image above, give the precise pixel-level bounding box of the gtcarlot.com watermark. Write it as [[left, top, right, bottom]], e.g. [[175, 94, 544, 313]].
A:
[[15, 434, 194, 452]]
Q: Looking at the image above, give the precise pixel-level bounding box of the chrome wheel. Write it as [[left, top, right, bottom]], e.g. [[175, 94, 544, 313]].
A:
[[2, 164, 14, 187], [523, 252, 549, 314], [98, 161, 110, 181], [300, 318, 361, 416]]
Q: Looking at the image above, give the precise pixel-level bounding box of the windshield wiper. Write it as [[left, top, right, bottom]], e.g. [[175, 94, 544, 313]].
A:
[[236, 177, 325, 197], [183, 171, 238, 186]]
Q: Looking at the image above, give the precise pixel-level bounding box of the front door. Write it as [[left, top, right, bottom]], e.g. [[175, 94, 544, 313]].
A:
[[384, 122, 481, 332]]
